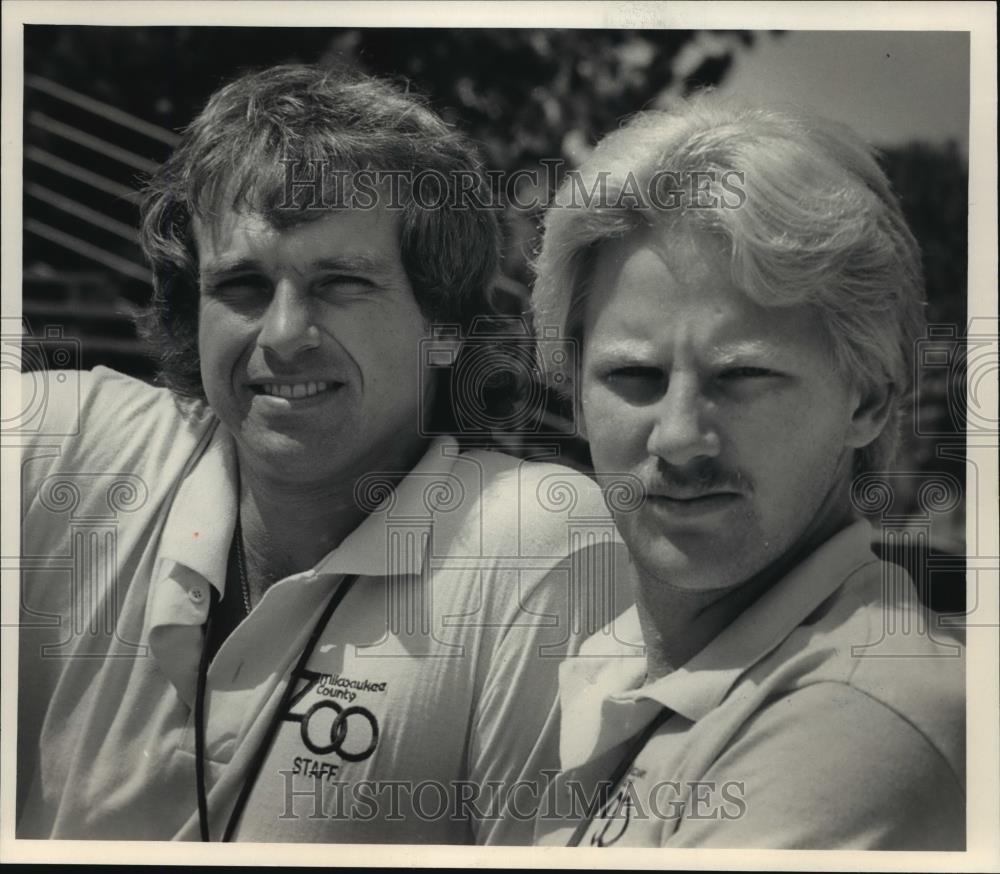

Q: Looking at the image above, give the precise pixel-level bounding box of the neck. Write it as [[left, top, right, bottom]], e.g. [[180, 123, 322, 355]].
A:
[[637, 486, 856, 683], [235, 437, 431, 592], [237, 475, 361, 586]]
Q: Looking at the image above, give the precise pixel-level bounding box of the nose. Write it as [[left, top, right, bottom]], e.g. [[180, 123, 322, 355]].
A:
[[645, 372, 720, 466], [257, 280, 320, 361]]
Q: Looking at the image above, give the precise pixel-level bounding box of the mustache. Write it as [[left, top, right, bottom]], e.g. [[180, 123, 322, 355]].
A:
[[644, 458, 751, 495]]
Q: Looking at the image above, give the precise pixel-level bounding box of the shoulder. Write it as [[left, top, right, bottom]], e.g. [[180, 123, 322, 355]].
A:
[[447, 449, 614, 560], [456, 448, 605, 508], [689, 679, 965, 848], [741, 556, 965, 799], [771, 681, 964, 809], [20, 366, 215, 495], [436, 450, 632, 632], [79, 365, 212, 437], [22, 365, 210, 443], [805, 560, 965, 788], [848, 579, 965, 791]]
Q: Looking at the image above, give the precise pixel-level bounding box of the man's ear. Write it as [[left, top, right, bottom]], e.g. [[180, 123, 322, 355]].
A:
[[844, 380, 895, 451]]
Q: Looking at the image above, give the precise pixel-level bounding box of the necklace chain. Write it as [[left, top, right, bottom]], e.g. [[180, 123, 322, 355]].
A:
[[234, 517, 252, 616]]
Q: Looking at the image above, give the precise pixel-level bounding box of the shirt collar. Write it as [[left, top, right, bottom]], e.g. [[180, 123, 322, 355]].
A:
[[156, 420, 236, 597], [559, 518, 878, 770], [157, 430, 461, 586], [314, 435, 460, 577]]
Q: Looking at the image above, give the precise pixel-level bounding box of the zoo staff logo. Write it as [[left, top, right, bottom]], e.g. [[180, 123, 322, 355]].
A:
[[283, 668, 381, 762]]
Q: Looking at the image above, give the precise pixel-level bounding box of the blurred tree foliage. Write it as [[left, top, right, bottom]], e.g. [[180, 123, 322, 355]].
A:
[[25, 26, 751, 288], [881, 141, 968, 329], [326, 28, 753, 288], [25, 26, 750, 169], [881, 142, 969, 547], [325, 29, 753, 170]]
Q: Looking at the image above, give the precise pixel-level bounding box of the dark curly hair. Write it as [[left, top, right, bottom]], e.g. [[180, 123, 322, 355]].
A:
[[138, 64, 501, 399]]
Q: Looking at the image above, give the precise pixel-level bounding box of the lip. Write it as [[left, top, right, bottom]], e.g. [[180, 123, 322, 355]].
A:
[[247, 380, 345, 410], [644, 492, 741, 519]]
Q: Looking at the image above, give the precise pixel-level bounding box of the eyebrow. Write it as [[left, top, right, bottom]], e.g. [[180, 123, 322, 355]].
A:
[[199, 258, 263, 282], [310, 255, 390, 276], [587, 339, 659, 362], [200, 254, 392, 282], [707, 339, 786, 365], [588, 338, 787, 368]]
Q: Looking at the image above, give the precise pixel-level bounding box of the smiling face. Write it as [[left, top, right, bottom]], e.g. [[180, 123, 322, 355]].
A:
[[581, 226, 887, 594], [195, 206, 438, 489]]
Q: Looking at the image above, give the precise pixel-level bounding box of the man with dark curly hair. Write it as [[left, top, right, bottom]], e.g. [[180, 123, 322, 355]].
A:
[[17, 65, 626, 844]]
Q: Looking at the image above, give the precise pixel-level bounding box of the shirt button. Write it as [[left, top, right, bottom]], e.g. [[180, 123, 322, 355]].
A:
[[189, 587, 205, 604]]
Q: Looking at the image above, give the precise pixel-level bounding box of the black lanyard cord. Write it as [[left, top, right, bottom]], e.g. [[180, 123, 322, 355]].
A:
[[565, 705, 673, 848], [195, 587, 219, 841], [195, 573, 360, 842]]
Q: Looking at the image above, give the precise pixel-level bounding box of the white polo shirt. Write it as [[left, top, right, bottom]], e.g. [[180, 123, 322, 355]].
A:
[[534, 520, 965, 849], [16, 367, 632, 843]]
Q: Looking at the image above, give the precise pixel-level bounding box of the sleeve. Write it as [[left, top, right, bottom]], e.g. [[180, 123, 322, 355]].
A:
[[666, 681, 966, 850], [16, 368, 87, 440], [16, 369, 93, 493], [17, 367, 182, 496], [15, 367, 205, 825], [467, 538, 633, 846], [18, 366, 213, 533], [15, 369, 93, 823]]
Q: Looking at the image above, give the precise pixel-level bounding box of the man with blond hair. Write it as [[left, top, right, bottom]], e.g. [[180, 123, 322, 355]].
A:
[[531, 97, 964, 849]]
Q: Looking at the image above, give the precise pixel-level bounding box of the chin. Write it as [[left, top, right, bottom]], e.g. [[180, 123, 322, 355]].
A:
[[243, 436, 344, 479], [262, 454, 331, 483], [637, 554, 746, 593], [624, 526, 760, 593]]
